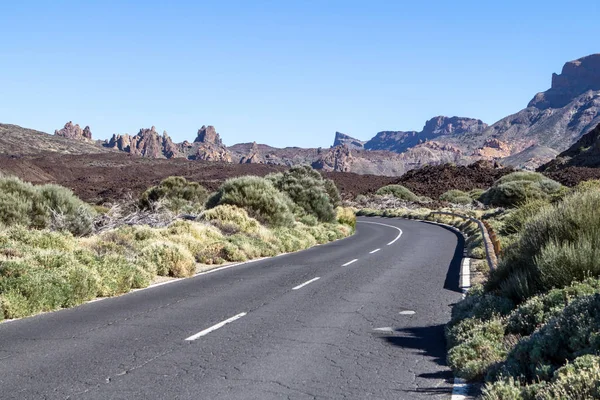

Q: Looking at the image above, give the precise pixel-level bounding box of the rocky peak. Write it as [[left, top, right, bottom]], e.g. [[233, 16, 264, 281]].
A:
[[54, 121, 93, 141], [240, 141, 264, 164], [194, 125, 222, 145], [421, 116, 488, 136], [333, 132, 365, 149], [529, 54, 600, 109]]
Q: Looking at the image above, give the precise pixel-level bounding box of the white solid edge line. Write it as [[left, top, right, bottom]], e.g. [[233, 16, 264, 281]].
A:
[[185, 312, 247, 341], [357, 220, 403, 246], [369, 248, 381, 254], [292, 277, 320, 290], [451, 377, 469, 400], [342, 259, 358, 267], [452, 257, 472, 398]]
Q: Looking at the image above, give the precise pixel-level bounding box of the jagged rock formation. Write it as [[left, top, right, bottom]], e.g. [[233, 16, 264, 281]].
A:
[[104, 126, 179, 158], [540, 123, 600, 170], [312, 145, 353, 172], [332, 132, 365, 149], [239, 142, 265, 164], [191, 126, 232, 162], [103, 125, 230, 162], [54, 121, 93, 141]]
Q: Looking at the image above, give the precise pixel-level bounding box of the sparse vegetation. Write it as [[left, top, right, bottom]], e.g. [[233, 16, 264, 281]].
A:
[[443, 178, 600, 396], [0, 175, 355, 321]]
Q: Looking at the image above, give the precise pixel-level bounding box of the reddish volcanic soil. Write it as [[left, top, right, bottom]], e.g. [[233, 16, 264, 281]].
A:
[[0, 153, 396, 203]]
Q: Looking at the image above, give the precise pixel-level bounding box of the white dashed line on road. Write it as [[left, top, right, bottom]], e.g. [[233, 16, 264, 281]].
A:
[[185, 312, 247, 341], [292, 277, 320, 290], [342, 259, 358, 266], [369, 248, 381, 254]]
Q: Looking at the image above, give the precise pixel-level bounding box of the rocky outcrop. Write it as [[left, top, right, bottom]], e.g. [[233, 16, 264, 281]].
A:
[[239, 142, 264, 164], [54, 121, 93, 141], [312, 145, 353, 172], [473, 139, 512, 159], [103, 125, 230, 161], [332, 132, 365, 149], [190, 125, 232, 162]]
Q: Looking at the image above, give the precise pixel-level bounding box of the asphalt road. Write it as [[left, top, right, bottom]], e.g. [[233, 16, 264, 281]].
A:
[[0, 217, 464, 400]]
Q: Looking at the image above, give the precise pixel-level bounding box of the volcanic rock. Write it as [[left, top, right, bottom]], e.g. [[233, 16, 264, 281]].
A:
[[54, 121, 93, 141], [332, 132, 365, 149], [240, 142, 265, 164], [312, 145, 353, 172]]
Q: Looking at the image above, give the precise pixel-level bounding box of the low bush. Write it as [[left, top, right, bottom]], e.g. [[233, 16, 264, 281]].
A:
[[440, 189, 472, 205], [201, 205, 261, 234], [497, 294, 600, 382], [486, 190, 600, 302], [336, 207, 356, 230], [139, 241, 196, 278], [506, 278, 600, 336], [574, 179, 600, 193], [267, 166, 338, 222], [206, 176, 295, 227], [140, 176, 208, 214], [0, 177, 95, 235], [500, 199, 550, 235], [447, 317, 507, 381], [479, 172, 565, 208], [375, 185, 419, 202]]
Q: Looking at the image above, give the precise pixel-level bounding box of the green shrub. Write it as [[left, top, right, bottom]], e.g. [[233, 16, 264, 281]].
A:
[[534, 355, 600, 399], [479, 172, 565, 208], [139, 241, 196, 278], [487, 190, 600, 302], [506, 278, 600, 337], [375, 185, 419, 202], [574, 179, 600, 193], [500, 199, 551, 235], [201, 205, 261, 234], [336, 207, 356, 230], [92, 253, 149, 296], [140, 176, 208, 214], [440, 190, 472, 205], [206, 176, 295, 227], [499, 294, 600, 382], [447, 317, 507, 380], [0, 177, 95, 235], [267, 166, 337, 222], [469, 188, 486, 200]]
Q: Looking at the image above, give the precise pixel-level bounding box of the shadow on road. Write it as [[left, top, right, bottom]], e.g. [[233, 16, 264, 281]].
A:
[[421, 221, 465, 294], [377, 324, 454, 396]]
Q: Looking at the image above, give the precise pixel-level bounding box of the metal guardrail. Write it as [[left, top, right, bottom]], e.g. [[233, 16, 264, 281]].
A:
[[429, 211, 498, 270]]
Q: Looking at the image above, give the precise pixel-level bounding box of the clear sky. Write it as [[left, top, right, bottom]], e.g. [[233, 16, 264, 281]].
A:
[[1, 1, 598, 148]]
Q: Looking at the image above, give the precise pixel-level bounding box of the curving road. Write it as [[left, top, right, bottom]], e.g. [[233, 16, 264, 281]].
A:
[[0, 217, 464, 399]]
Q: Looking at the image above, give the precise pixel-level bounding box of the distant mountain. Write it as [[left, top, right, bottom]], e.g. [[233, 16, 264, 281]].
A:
[[364, 116, 488, 153], [477, 54, 600, 163]]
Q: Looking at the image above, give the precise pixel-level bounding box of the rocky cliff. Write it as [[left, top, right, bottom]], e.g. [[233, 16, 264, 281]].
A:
[[332, 132, 365, 149], [239, 142, 265, 164]]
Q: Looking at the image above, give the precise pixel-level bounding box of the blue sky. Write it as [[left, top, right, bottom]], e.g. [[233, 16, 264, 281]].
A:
[[1, 1, 598, 148]]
